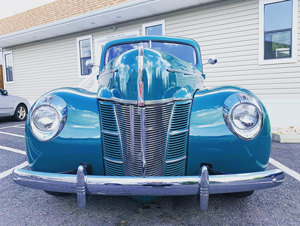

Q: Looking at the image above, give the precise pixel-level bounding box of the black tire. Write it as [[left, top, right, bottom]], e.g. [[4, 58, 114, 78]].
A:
[[225, 191, 254, 198], [13, 104, 27, 121], [44, 191, 72, 197]]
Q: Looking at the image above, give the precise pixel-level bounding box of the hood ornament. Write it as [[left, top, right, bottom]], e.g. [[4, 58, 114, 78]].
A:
[[138, 43, 144, 106]]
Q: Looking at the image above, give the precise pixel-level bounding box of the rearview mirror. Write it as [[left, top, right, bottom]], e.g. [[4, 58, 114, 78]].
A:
[[208, 56, 217, 65], [85, 59, 94, 69], [2, 90, 8, 95]]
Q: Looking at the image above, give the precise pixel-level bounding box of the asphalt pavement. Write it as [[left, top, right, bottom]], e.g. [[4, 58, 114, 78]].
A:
[[0, 118, 299, 226]]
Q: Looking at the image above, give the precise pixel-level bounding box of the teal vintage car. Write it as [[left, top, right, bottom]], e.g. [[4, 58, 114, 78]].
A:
[[13, 36, 284, 210]]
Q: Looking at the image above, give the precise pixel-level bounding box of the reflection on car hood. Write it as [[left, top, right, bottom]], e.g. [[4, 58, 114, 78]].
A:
[[97, 48, 204, 104]]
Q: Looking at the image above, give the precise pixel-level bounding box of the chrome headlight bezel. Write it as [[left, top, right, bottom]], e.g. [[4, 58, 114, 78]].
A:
[[30, 95, 68, 142], [223, 93, 263, 140]]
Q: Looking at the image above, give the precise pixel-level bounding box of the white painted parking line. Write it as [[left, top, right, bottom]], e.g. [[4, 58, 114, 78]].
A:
[[0, 145, 26, 155], [0, 131, 25, 138], [0, 124, 25, 130], [0, 161, 28, 180], [270, 158, 300, 182]]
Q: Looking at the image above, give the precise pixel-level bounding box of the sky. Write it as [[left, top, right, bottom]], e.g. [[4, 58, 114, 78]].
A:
[[0, 0, 57, 20]]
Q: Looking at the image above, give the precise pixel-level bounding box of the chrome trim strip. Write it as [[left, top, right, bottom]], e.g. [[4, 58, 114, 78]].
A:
[[140, 108, 146, 177], [165, 156, 187, 164], [103, 157, 123, 164], [97, 97, 192, 106], [169, 129, 189, 136], [13, 166, 284, 210], [99, 69, 118, 78], [167, 68, 204, 80], [99, 97, 138, 105], [138, 43, 144, 106], [101, 130, 119, 136]]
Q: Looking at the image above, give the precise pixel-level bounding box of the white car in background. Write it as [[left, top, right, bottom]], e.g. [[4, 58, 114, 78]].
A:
[[0, 88, 30, 121]]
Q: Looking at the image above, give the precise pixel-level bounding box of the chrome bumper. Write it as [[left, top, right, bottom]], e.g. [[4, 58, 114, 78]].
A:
[[13, 166, 284, 210]]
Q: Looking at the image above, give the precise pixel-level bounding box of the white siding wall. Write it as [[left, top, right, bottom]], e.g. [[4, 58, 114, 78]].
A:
[[3, 0, 300, 126]]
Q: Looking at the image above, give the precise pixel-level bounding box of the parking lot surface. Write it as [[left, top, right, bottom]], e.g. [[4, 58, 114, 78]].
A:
[[0, 119, 300, 226]]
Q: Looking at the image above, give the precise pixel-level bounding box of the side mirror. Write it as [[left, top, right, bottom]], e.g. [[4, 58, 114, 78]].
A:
[[2, 90, 8, 95], [208, 56, 217, 65], [85, 59, 95, 69]]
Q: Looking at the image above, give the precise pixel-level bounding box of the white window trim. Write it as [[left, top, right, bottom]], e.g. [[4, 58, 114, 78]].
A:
[[76, 35, 93, 78], [259, 0, 298, 65], [142, 20, 165, 36], [2, 51, 14, 84]]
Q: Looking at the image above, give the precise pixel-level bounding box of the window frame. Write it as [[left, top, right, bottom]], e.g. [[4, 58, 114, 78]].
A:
[[142, 20, 165, 36], [76, 35, 94, 78], [259, 0, 298, 65], [2, 51, 14, 84]]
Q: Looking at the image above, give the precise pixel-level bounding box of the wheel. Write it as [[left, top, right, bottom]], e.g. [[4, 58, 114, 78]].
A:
[[225, 191, 254, 198], [44, 191, 72, 197], [13, 104, 27, 121]]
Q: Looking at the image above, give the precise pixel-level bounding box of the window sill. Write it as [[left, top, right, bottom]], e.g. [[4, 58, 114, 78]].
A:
[[259, 57, 297, 65]]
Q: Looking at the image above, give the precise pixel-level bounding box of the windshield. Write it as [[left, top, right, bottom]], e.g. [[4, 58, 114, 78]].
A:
[[105, 41, 197, 66]]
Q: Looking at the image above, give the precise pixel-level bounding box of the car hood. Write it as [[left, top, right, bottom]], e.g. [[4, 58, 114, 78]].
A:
[[97, 48, 204, 104]]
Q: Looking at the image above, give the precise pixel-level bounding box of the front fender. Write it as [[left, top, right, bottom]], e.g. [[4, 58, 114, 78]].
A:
[[187, 86, 271, 175], [26, 88, 104, 175]]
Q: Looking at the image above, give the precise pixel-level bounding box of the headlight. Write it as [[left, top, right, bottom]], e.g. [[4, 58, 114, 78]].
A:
[[30, 95, 68, 142], [223, 93, 263, 140], [232, 103, 259, 130], [33, 106, 60, 132]]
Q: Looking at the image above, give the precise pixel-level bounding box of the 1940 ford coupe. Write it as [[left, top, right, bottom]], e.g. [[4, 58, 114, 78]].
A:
[[13, 36, 284, 210]]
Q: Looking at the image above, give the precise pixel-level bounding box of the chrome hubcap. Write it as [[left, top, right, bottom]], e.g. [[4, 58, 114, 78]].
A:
[[18, 107, 26, 119]]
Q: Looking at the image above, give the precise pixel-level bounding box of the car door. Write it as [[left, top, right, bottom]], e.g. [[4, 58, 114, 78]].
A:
[[0, 90, 15, 116]]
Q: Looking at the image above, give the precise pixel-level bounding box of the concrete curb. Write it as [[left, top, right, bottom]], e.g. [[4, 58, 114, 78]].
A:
[[272, 133, 300, 143]]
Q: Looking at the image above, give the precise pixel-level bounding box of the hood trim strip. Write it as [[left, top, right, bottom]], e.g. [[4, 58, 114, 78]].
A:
[[97, 97, 193, 105], [138, 43, 144, 106]]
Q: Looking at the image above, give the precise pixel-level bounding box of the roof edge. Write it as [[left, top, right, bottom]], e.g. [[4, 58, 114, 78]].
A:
[[0, 0, 155, 45]]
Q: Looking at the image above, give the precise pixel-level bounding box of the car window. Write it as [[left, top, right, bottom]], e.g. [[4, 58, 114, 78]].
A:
[[105, 42, 149, 64], [151, 42, 196, 66], [105, 41, 196, 65]]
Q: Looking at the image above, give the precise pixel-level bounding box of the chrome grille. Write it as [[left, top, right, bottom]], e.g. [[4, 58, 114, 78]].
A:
[[115, 103, 173, 176], [99, 102, 124, 176], [144, 103, 173, 176], [166, 158, 187, 176], [165, 101, 192, 176], [99, 100, 191, 177], [115, 104, 142, 176]]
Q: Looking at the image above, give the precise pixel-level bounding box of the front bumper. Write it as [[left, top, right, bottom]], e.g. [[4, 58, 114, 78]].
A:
[[13, 165, 284, 210]]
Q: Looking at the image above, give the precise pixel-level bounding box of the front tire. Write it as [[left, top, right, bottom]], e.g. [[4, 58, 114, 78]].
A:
[[13, 104, 27, 121], [225, 191, 254, 198]]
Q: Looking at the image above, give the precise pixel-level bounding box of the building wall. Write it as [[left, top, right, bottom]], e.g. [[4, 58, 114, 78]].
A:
[[3, 0, 300, 126]]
